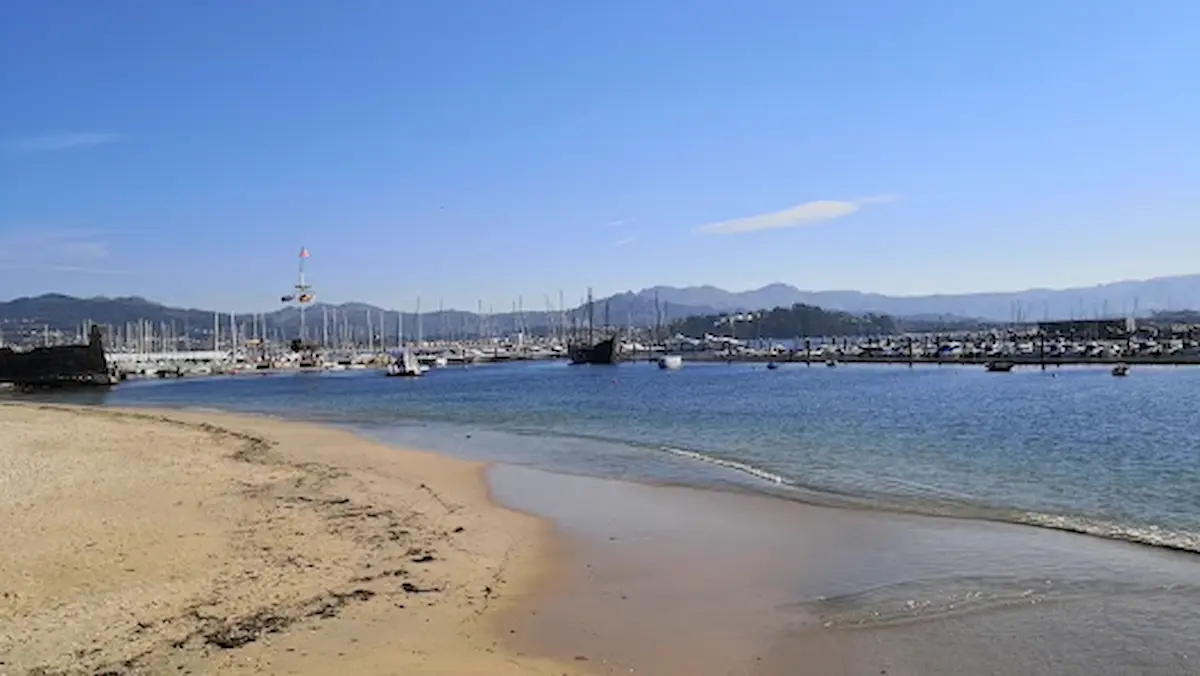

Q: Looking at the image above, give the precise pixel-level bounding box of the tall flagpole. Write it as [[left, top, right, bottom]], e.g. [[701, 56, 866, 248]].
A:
[[298, 247, 310, 343], [282, 247, 314, 349]]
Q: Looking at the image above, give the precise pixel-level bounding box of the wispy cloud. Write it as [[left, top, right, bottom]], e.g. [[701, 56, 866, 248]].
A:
[[606, 218, 637, 228], [5, 132, 123, 153], [0, 263, 130, 274], [614, 235, 638, 247], [0, 228, 126, 273], [695, 195, 897, 236]]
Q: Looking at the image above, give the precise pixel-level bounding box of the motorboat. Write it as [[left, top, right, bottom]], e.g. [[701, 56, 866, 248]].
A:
[[657, 355, 683, 370], [386, 348, 428, 377]]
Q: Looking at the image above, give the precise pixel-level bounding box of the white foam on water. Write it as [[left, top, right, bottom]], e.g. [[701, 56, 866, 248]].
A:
[[655, 444, 1200, 556], [659, 446, 791, 486]]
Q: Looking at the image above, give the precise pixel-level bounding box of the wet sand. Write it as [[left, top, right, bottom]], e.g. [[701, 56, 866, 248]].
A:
[[0, 404, 578, 675], [490, 465, 1200, 675]]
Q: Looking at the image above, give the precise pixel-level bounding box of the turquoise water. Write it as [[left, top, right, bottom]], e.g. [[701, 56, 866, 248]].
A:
[[42, 361, 1200, 553]]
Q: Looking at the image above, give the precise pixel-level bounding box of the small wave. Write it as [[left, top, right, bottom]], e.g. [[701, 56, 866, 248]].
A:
[[1017, 512, 1200, 555], [659, 446, 792, 486], [652, 445, 1200, 556], [803, 575, 1198, 630]]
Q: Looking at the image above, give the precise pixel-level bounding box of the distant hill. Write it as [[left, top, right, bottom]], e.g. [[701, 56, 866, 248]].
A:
[[671, 304, 899, 340], [0, 295, 558, 343], [2, 273, 1197, 345], [617, 274, 1200, 322], [0, 293, 719, 344]]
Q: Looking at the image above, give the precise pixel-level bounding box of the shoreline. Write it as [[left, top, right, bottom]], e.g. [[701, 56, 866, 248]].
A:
[[488, 464, 1200, 675], [4, 400, 1199, 674], [36, 390, 1200, 558], [347, 410, 1200, 558], [20, 385, 1200, 558], [0, 402, 580, 675]]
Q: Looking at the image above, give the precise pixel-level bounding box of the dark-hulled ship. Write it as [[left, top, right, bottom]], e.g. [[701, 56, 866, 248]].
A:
[[567, 288, 620, 365], [0, 325, 116, 389], [569, 336, 619, 365]]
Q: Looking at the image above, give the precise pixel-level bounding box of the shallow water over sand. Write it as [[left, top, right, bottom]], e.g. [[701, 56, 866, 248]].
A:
[[490, 465, 1200, 675], [53, 362, 1200, 554], [26, 365, 1200, 671]]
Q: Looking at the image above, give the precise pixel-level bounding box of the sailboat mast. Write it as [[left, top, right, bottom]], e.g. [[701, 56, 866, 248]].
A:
[[558, 289, 565, 344], [298, 249, 307, 342], [416, 296, 422, 346], [654, 290, 662, 343], [587, 287, 594, 344], [366, 309, 373, 352]]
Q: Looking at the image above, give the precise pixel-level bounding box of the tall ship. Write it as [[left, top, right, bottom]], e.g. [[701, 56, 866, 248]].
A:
[[0, 325, 116, 389], [568, 288, 620, 365]]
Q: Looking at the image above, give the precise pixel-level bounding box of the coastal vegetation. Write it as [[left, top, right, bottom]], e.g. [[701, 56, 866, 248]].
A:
[[669, 304, 899, 339]]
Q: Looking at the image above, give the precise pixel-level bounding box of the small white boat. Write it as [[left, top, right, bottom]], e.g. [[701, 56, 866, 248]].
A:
[[1111, 363, 1130, 377], [657, 355, 683, 370], [387, 348, 428, 377], [825, 359, 838, 368]]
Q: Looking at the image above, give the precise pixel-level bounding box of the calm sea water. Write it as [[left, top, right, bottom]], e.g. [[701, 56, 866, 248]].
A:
[[37, 360, 1200, 553]]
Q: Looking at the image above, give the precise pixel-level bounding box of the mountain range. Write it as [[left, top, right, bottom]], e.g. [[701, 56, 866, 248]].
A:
[[1, 274, 1197, 342], [634, 274, 1200, 321]]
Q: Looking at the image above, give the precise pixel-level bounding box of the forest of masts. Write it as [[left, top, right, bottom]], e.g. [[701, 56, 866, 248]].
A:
[[5, 292, 675, 354]]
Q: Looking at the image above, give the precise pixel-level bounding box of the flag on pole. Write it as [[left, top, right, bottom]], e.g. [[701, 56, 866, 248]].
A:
[[300, 247, 310, 259]]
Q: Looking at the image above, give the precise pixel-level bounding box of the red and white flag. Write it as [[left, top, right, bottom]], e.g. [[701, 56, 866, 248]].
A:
[[300, 247, 310, 259]]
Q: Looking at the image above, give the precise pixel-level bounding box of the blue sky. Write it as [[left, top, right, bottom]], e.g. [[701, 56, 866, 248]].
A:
[[2, 1, 1198, 312]]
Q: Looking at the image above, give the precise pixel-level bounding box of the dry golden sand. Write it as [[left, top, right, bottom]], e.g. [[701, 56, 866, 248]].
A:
[[0, 403, 584, 675]]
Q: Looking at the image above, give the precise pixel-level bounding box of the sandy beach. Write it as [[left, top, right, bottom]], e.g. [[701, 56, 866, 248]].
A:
[[0, 403, 579, 675]]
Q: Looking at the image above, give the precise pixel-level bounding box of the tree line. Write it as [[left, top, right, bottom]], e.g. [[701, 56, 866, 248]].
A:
[[668, 303, 900, 339]]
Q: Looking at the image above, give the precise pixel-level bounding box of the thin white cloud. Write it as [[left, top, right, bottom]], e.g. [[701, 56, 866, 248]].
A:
[[59, 240, 108, 261], [614, 235, 638, 247], [5, 132, 123, 153], [695, 195, 897, 236], [0, 263, 130, 274], [0, 227, 121, 272], [606, 218, 637, 228]]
